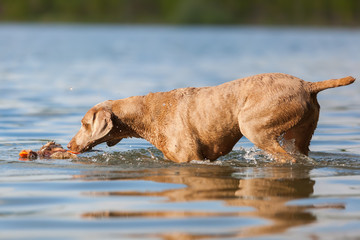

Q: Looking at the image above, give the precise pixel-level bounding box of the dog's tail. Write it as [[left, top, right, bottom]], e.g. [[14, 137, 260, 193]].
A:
[[308, 76, 355, 94]]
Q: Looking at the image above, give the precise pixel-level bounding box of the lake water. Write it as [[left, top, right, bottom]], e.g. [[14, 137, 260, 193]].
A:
[[1, 24, 360, 239]]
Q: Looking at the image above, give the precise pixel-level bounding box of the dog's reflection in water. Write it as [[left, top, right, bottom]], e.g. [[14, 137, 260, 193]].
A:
[[78, 166, 342, 239]]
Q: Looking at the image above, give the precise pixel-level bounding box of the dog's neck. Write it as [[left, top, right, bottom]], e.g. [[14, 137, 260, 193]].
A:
[[111, 96, 153, 140]]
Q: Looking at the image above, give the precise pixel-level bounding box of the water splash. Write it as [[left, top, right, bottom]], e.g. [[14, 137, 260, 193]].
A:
[[73, 146, 360, 170]]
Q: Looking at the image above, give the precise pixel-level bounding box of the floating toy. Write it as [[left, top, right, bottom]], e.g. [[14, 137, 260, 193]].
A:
[[19, 141, 79, 160]]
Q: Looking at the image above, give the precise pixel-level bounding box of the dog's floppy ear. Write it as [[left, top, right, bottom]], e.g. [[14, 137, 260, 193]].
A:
[[91, 109, 113, 140]]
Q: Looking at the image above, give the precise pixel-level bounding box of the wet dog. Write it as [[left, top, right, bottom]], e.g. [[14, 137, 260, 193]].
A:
[[68, 73, 355, 163]]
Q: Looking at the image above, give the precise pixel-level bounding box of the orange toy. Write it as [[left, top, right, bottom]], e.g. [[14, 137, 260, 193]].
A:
[[67, 150, 80, 155], [19, 150, 29, 158], [19, 149, 38, 159]]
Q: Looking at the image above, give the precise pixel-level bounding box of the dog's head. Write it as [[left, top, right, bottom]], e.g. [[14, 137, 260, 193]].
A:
[[67, 102, 123, 153]]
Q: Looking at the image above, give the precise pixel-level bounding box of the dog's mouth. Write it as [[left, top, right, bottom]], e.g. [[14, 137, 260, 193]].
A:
[[71, 141, 96, 153], [69, 138, 122, 153], [80, 139, 121, 152], [81, 145, 93, 152]]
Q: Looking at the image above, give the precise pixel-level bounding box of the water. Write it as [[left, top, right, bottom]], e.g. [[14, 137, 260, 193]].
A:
[[1, 24, 360, 239]]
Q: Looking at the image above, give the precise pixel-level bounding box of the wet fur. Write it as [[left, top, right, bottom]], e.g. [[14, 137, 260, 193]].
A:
[[68, 73, 355, 163]]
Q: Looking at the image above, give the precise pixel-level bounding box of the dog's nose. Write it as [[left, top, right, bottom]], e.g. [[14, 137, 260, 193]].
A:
[[67, 141, 72, 150]]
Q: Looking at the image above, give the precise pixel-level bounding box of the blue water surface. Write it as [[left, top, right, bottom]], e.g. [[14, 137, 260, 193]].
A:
[[0, 24, 360, 240]]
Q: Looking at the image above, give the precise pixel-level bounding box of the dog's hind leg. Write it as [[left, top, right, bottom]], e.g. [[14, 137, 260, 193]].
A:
[[282, 111, 319, 156], [280, 97, 320, 156], [238, 123, 296, 163], [253, 136, 297, 163], [238, 114, 301, 163]]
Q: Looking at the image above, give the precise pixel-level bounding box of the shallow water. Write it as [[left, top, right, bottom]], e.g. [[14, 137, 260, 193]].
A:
[[1, 24, 360, 239]]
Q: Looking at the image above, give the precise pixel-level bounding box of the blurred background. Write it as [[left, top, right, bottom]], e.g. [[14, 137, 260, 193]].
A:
[[0, 0, 359, 26]]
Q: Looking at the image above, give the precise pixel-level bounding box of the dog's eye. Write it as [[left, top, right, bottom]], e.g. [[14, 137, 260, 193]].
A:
[[82, 123, 90, 130]]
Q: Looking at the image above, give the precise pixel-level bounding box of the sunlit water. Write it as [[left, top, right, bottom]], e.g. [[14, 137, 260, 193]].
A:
[[1, 24, 360, 239]]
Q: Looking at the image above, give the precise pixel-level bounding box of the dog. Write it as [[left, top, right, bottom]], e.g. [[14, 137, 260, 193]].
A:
[[68, 73, 355, 163]]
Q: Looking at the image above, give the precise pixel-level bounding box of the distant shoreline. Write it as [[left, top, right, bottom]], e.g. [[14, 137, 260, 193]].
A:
[[0, 0, 359, 27], [0, 22, 359, 31]]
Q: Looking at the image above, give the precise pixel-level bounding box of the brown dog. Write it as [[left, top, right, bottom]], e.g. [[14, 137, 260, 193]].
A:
[[68, 73, 355, 163]]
